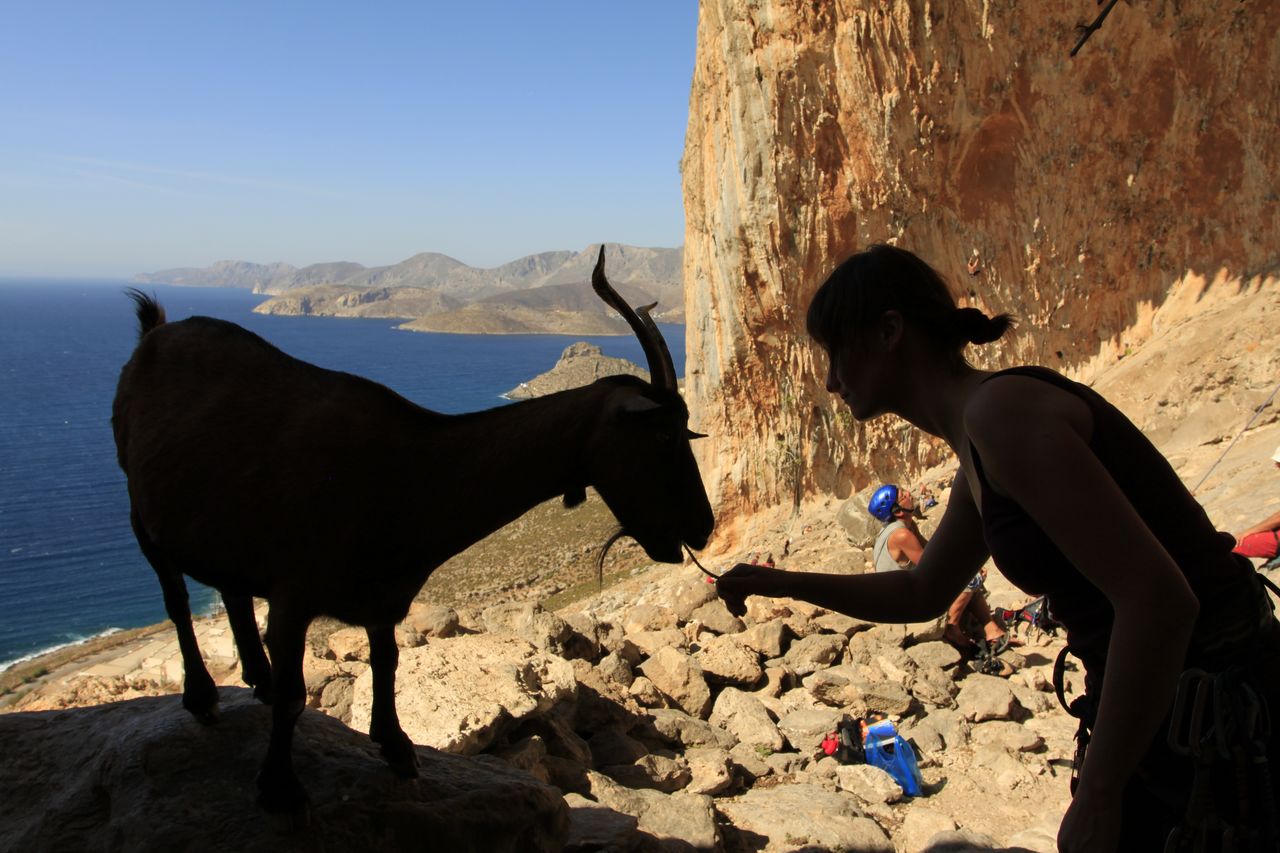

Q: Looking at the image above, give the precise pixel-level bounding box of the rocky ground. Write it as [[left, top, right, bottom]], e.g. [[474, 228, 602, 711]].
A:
[[1, 277, 1277, 851]]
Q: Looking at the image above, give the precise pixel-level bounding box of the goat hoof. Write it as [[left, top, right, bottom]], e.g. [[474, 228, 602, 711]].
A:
[[182, 680, 220, 723], [184, 700, 220, 725], [380, 737, 420, 778], [258, 768, 309, 814]]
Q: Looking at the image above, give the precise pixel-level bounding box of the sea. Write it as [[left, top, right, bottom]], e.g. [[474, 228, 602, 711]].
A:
[[0, 279, 685, 671]]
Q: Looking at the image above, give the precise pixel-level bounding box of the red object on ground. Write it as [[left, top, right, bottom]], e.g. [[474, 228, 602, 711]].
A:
[[821, 734, 839, 756], [1235, 531, 1280, 560]]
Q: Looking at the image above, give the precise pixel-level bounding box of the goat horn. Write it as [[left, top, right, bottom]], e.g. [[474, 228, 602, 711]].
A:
[[596, 526, 630, 589], [592, 246, 678, 392]]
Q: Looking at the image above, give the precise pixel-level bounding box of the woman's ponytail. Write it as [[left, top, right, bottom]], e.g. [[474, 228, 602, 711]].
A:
[[948, 307, 1014, 346], [807, 244, 1016, 364]]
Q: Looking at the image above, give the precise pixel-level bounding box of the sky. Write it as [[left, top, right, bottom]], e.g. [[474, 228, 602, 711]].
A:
[[0, 1, 700, 278]]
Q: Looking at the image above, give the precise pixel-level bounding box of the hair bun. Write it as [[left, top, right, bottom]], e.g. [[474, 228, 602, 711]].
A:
[[950, 307, 1013, 345]]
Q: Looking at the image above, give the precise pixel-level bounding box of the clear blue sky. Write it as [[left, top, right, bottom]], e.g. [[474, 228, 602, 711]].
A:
[[0, 1, 699, 278]]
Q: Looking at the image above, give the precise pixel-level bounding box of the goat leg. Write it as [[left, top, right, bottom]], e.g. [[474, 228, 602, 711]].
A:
[[132, 511, 219, 722], [257, 602, 310, 813], [367, 624, 418, 777], [224, 593, 273, 704]]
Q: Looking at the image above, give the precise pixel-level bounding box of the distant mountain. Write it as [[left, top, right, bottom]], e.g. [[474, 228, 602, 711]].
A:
[[134, 244, 684, 335], [133, 260, 301, 290]]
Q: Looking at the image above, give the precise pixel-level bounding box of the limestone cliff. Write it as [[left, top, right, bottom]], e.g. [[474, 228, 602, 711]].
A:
[[681, 0, 1280, 536]]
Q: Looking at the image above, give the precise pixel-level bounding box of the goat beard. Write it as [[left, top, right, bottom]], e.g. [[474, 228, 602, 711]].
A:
[[595, 527, 631, 589]]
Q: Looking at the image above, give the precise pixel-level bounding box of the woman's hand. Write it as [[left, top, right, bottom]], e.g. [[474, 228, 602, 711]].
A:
[[1057, 786, 1123, 853], [715, 563, 787, 617]]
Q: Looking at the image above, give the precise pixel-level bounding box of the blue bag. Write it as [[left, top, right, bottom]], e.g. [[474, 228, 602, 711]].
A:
[[862, 719, 925, 796]]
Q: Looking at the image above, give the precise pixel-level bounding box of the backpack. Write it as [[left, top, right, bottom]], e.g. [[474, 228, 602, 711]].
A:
[[833, 716, 865, 765]]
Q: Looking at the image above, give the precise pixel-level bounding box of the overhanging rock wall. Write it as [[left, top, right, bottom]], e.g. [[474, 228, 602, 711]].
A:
[[681, 0, 1280, 534]]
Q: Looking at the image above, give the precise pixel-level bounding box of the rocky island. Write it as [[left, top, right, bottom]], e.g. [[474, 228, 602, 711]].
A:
[[135, 244, 685, 336]]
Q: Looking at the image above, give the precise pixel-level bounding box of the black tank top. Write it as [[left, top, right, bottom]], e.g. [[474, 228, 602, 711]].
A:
[[970, 367, 1249, 680]]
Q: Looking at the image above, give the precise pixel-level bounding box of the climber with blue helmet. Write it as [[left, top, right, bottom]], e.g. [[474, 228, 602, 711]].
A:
[[868, 484, 920, 571], [867, 483, 904, 524], [867, 481, 1008, 656]]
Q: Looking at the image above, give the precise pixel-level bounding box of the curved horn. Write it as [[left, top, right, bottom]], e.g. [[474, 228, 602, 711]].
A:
[[592, 246, 678, 392]]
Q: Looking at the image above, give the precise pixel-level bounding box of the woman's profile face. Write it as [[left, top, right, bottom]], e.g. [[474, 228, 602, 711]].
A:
[[823, 333, 893, 421]]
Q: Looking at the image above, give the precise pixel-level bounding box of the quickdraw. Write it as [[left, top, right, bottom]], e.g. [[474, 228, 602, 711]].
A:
[[1163, 667, 1278, 852]]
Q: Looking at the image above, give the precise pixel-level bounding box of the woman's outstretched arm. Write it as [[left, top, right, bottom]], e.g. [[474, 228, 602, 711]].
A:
[[966, 375, 1199, 853], [715, 470, 990, 622]]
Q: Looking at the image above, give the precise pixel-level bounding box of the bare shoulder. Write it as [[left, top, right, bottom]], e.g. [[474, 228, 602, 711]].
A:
[[964, 370, 1093, 446]]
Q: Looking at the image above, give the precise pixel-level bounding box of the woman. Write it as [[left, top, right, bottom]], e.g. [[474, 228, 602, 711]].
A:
[[715, 244, 1280, 852]]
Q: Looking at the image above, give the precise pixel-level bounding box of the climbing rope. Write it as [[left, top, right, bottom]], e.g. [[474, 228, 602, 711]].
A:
[[685, 545, 722, 580], [1191, 380, 1280, 495]]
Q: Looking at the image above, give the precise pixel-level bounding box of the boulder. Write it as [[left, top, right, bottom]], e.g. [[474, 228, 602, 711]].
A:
[[921, 828, 1002, 851], [837, 493, 882, 548], [627, 676, 667, 709], [972, 744, 1037, 790], [595, 651, 635, 688], [736, 620, 791, 658], [481, 602, 574, 656], [971, 720, 1045, 753], [906, 640, 964, 671], [909, 665, 960, 708], [558, 610, 604, 662], [671, 575, 720, 621], [812, 611, 872, 636], [588, 729, 649, 767], [638, 647, 712, 719], [405, 602, 460, 639], [775, 707, 844, 754], [783, 633, 847, 674], [709, 687, 786, 751], [834, 762, 904, 804], [600, 754, 692, 793], [956, 674, 1025, 723], [717, 783, 892, 852], [586, 771, 719, 851], [326, 626, 370, 662], [688, 599, 745, 635], [563, 793, 641, 853], [621, 603, 678, 635], [684, 746, 735, 795], [626, 629, 688, 658], [0, 688, 568, 852], [644, 708, 737, 750], [897, 808, 959, 853], [694, 634, 764, 686], [349, 634, 576, 755]]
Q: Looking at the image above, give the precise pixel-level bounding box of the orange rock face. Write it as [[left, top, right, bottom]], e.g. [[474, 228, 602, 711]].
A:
[[680, 0, 1280, 534]]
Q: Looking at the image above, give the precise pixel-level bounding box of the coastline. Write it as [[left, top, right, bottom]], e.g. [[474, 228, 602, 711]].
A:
[[0, 619, 175, 709]]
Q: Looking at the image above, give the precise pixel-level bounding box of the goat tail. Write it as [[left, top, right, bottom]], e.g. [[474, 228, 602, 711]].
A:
[[124, 288, 166, 342], [595, 527, 630, 590]]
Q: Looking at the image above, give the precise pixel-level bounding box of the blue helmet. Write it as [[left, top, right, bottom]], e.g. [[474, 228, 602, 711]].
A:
[[868, 484, 901, 522]]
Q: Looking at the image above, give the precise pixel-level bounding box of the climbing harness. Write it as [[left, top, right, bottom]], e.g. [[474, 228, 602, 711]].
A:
[[1052, 644, 1097, 797], [1052, 636, 1280, 848]]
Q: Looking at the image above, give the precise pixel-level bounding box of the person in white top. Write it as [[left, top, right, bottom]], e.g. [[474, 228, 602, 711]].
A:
[[867, 484, 1007, 653]]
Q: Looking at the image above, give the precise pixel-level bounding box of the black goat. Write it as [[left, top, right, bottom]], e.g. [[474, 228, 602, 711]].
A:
[[111, 247, 714, 810]]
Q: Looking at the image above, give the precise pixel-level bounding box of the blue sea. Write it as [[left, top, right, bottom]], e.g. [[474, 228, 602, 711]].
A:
[[0, 279, 684, 670]]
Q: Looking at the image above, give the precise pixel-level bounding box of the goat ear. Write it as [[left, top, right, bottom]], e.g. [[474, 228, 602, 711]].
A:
[[686, 430, 708, 440], [619, 395, 663, 415], [563, 486, 587, 508]]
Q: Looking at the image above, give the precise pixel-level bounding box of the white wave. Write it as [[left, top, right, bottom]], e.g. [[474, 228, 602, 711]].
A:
[[0, 626, 123, 674]]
